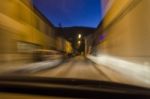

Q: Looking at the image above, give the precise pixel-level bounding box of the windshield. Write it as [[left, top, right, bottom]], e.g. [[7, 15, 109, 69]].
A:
[[0, 0, 150, 89]]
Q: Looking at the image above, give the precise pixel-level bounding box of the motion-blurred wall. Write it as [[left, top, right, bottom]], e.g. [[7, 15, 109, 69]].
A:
[[95, 0, 150, 63], [56, 37, 73, 54], [96, 0, 150, 56], [0, 0, 55, 64]]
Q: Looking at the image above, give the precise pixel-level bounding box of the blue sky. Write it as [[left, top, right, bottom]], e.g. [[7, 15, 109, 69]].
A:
[[33, 0, 102, 28]]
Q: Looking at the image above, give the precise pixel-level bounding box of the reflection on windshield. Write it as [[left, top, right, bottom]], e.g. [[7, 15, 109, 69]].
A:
[[0, 0, 150, 89]]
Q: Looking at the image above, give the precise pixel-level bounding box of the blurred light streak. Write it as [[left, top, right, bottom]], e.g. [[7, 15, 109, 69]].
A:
[[0, 59, 62, 74], [88, 54, 150, 84], [14, 60, 62, 73]]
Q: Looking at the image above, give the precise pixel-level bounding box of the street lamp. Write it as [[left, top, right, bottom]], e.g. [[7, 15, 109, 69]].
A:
[[78, 40, 81, 45], [78, 34, 82, 39]]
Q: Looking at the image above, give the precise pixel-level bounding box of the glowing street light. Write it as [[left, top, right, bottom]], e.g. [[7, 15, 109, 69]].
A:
[[78, 34, 82, 39], [78, 40, 81, 45]]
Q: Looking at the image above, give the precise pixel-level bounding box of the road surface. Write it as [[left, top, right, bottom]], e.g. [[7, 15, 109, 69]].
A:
[[33, 56, 110, 81], [1, 56, 150, 88]]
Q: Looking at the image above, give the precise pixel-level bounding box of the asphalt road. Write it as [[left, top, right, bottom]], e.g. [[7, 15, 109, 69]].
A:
[[2, 55, 150, 88], [33, 55, 150, 88], [33, 56, 110, 81]]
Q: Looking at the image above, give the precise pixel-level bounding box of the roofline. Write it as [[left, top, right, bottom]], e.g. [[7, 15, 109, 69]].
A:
[[20, 0, 55, 28], [33, 5, 56, 28]]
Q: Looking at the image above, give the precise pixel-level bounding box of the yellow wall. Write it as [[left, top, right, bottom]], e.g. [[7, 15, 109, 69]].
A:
[[0, 0, 55, 51], [101, 0, 134, 29], [97, 0, 150, 57], [0, 0, 55, 63]]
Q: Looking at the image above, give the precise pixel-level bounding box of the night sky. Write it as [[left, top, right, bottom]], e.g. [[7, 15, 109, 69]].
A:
[[33, 0, 102, 28]]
